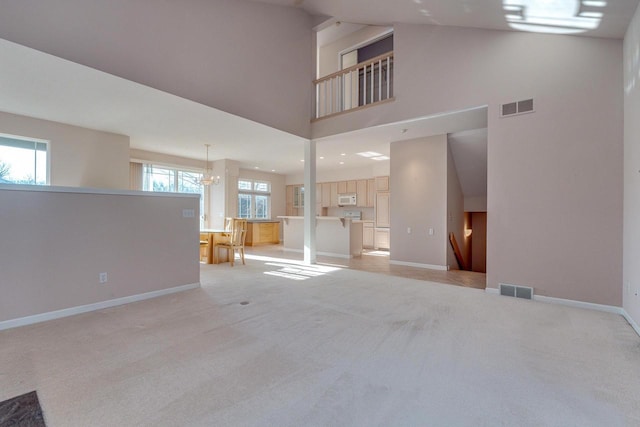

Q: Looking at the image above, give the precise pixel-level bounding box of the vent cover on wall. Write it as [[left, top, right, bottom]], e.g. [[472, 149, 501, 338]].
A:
[[499, 283, 534, 300], [500, 98, 534, 117]]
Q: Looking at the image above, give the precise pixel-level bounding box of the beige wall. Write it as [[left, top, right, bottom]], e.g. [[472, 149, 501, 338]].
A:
[[390, 134, 448, 267], [0, 0, 313, 138], [315, 24, 623, 306], [624, 4, 640, 326], [0, 111, 129, 189], [0, 186, 199, 324], [447, 143, 465, 270]]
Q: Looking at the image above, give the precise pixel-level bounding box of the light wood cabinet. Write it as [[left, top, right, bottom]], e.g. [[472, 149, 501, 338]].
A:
[[356, 180, 367, 207], [338, 181, 348, 194], [330, 182, 338, 207], [375, 191, 390, 227], [346, 180, 357, 193], [293, 185, 304, 208], [374, 228, 390, 250], [375, 176, 390, 192], [245, 221, 280, 246], [363, 221, 375, 248], [367, 179, 375, 207], [321, 183, 331, 208], [286, 185, 295, 216]]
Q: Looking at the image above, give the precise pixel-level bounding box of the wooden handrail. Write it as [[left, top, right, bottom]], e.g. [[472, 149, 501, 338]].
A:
[[313, 50, 394, 84]]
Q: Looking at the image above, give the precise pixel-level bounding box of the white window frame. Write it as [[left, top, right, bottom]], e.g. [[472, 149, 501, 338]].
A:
[[238, 179, 271, 220], [0, 133, 49, 185], [142, 164, 206, 227]]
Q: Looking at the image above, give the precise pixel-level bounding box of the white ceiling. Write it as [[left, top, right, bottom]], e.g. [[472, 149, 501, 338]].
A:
[[256, 0, 639, 39]]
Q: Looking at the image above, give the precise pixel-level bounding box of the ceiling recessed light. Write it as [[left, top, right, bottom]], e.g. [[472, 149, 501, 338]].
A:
[[271, 169, 276, 172], [357, 151, 383, 158], [254, 166, 259, 169], [372, 156, 390, 161], [319, 156, 325, 160], [300, 159, 304, 162], [340, 153, 346, 156], [339, 161, 344, 165]]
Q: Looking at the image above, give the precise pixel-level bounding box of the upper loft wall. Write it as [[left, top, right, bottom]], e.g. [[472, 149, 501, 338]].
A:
[[318, 25, 391, 78], [0, 0, 313, 139]]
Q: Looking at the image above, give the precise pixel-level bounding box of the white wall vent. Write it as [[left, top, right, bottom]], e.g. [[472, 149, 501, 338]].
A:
[[499, 283, 534, 300], [500, 98, 534, 117]]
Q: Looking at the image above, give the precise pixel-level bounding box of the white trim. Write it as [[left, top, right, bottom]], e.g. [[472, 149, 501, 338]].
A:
[[338, 27, 394, 59], [0, 283, 200, 331], [0, 183, 199, 198], [389, 260, 448, 271], [622, 310, 640, 337], [533, 294, 622, 314], [484, 288, 640, 338]]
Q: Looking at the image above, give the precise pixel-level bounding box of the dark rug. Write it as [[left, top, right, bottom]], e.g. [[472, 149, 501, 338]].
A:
[[0, 391, 46, 427]]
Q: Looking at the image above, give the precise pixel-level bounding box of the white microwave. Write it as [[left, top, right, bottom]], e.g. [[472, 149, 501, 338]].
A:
[[338, 194, 357, 206]]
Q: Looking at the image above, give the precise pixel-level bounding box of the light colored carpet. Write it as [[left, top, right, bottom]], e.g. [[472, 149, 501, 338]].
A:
[[1, 254, 639, 426]]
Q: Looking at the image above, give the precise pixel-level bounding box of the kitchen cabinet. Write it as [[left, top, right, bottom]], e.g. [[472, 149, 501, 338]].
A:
[[293, 185, 304, 208], [356, 180, 367, 207], [376, 191, 390, 227], [286, 185, 294, 216], [330, 182, 338, 207], [363, 221, 375, 248], [367, 179, 375, 207], [346, 180, 357, 193], [245, 221, 280, 246], [338, 181, 348, 194], [321, 183, 331, 208], [374, 228, 390, 250], [375, 176, 390, 192]]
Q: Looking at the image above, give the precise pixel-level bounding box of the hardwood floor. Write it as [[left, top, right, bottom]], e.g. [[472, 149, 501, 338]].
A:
[[243, 244, 486, 290]]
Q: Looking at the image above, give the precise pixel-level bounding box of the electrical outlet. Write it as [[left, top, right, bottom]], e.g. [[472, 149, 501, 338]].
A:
[[428, 228, 434, 236], [99, 272, 108, 284], [182, 209, 195, 218]]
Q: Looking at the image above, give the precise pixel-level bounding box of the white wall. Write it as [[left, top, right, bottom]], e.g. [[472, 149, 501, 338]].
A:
[[623, 3, 640, 328], [390, 135, 448, 268], [0, 111, 129, 189], [0, 0, 313, 138], [0, 186, 199, 324], [447, 143, 465, 270], [314, 24, 623, 306]]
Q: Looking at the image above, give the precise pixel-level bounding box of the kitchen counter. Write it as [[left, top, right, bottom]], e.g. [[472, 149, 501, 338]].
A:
[[277, 216, 363, 258], [245, 220, 280, 246]]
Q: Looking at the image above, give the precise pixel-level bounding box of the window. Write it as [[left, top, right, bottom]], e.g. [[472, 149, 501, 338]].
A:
[[143, 164, 205, 227], [238, 179, 271, 219], [0, 135, 48, 185]]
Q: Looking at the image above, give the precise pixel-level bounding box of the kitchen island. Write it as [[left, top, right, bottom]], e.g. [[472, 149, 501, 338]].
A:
[[278, 216, 363, 258], [245, 220, 280, 246]]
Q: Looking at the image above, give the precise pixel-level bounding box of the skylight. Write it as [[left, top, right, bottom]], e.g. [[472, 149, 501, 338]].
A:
[[503, 0, 604, 35]]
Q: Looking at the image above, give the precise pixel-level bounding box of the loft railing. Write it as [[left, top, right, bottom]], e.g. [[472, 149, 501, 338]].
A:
[[313, 51, 394, 120]]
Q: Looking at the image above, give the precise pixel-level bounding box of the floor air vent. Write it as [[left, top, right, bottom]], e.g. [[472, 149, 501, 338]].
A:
[[501, 98, 534, 117], [499, 283, 534, 300]]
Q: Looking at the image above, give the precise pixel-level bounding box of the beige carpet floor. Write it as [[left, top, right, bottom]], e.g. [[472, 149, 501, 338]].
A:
[[1, 253, 639, 426]]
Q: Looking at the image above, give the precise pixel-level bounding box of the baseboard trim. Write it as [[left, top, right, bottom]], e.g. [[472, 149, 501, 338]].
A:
[[389, 260, 448, 271], [0, 282, 201, 331], [622, 310, 640, 337], [484, 288, 640, 337]]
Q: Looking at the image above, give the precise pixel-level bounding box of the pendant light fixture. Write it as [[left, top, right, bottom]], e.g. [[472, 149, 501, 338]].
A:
[[200, 144, 220, 186]]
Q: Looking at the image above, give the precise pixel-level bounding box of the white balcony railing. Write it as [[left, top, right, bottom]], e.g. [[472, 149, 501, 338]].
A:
[[313, 51, 394, 120]]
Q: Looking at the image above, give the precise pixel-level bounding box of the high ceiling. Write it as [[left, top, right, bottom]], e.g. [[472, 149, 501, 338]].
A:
[[255, 0, 639, 39]]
